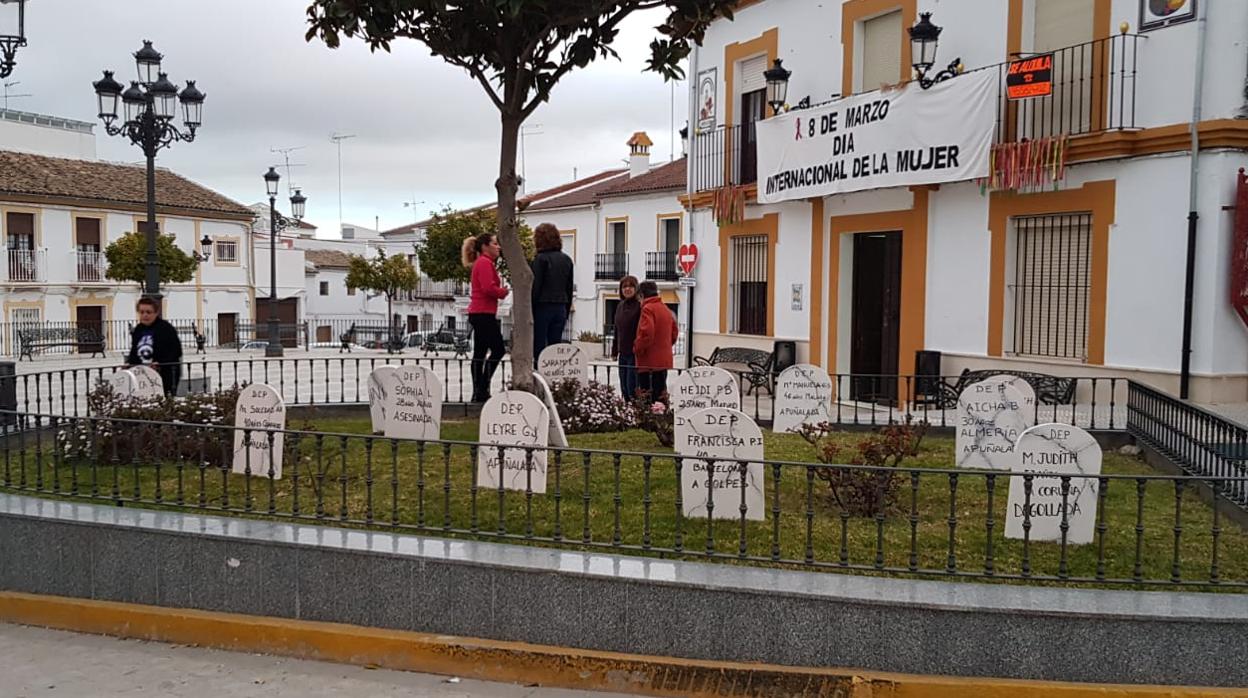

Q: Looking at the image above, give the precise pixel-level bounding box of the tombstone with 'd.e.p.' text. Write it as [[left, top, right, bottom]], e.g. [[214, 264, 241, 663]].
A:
[[232, 383, 286, 479], [366, 365, 399, 433], [127, 365, 164, 399], [106, 370, 137, 398], [773, 363, 834, 433], [975, 374, 1038, 426], [477, 390, 550, 493], [384, 365, 443, 441], [955, 380, 1030, 470], [1005, 423, 1103, 545], [537, 343, 589, 387], [667, 366, 740, 433], [676, 407, 766, 521]]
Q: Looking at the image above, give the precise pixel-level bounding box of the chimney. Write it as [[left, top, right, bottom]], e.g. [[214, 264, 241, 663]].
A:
[[627, 131, 652, 179]]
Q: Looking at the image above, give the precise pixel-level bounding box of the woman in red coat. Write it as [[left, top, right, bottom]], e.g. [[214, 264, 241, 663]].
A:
[[463, 232, 509, 402], [633, 280, 678, 401]]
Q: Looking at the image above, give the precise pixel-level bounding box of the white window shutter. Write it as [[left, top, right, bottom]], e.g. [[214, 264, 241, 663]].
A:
[[861, 10, 902, 91], [739, 54, 768, 94]]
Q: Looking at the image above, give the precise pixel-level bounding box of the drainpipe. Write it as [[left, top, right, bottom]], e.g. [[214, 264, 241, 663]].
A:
[[1179, 0, 1209, 400]]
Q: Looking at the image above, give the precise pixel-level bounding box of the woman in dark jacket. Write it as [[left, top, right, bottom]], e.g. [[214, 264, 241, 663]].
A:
[[530, 222, 574, 362], [125, 296, 183, 395], [612, 275, 641, 399]]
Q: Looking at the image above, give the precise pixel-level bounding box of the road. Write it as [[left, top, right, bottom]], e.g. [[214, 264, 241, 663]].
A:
[[0, 623, 643, 698]]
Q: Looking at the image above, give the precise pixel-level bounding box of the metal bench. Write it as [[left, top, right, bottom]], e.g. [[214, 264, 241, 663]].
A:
[[16, 327, 105, 361], [927, 368, 1078, 408], [423, 325, 472, 359], [174, 325, 207, 355], [693, 346, 775, 396]]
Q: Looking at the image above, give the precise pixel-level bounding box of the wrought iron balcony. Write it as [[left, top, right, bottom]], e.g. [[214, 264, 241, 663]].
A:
[[3, 248, 44, 283], [75, 250, 106, 282], [594, 252, 628, 281], [645, 251, 679, 282]]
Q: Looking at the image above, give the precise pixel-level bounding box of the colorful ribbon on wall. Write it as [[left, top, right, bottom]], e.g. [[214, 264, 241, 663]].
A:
[[979, 135, 1070, 193], [712, 184, 748, 227]]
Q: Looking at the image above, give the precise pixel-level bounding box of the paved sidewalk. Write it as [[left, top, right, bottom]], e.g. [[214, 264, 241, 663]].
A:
[[0, 623, 642, 698]]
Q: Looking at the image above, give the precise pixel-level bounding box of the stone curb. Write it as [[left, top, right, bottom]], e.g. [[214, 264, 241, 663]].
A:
[[0, 591, 1239, 698]]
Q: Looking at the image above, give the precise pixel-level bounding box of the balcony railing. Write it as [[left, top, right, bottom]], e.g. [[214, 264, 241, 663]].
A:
[[403, 278, 468, 301], [645, 251, 679, 282], [595, 252, 628, 282], [75, 250, 106, 282], [997, 33, 1140, 143], [4, 249, 45, 283], [691, 34, 1142, 195]]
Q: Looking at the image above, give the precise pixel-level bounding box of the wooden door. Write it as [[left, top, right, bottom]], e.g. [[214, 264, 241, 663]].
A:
[[849, 232, 903, 404], [75, 305, 104, 354], [218, 312, 237, 346]]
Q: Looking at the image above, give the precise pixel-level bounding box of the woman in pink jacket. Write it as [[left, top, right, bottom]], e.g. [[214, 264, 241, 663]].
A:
[[463, 233, 509, 402]]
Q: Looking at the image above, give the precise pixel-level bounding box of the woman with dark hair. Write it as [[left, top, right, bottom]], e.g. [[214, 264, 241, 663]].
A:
[[530, 222, 574, 362], [125, 296, 183, 395], [463, 232, 509, 402], [612, 275, 641, 399]]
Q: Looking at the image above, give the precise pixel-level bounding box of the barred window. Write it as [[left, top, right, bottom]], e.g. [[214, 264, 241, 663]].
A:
[[729, 235, 768, 335], [1009, 213, 1091, 360], [215, 239, 238, 263]]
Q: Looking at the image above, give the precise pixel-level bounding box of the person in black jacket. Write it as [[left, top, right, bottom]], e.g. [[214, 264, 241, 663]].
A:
[[530, 222, 574, 363], [125, 297, 183, 395]]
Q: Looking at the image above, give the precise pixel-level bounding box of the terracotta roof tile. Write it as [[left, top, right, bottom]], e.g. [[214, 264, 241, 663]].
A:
[[598, 158, 686, 198], [524, 171, 631, 211], [305, 249, 354, 269], [0, 150, 253, 218]]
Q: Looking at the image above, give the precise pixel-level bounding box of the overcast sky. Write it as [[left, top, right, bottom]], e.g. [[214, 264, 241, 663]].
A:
[[9, 0, 688, 234]]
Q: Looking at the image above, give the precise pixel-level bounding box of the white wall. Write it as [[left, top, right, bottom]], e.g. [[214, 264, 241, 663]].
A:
[[254, 246, 306, 303], [521, 204, 603, 337], [304, 267, 385, 320], [0, 114, 96, 160]]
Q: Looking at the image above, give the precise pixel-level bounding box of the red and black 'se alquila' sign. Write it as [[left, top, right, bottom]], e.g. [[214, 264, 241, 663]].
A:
[[1006, 53, 1053, 100]]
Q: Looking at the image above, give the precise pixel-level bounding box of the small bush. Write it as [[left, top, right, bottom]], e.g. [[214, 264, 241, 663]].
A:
[[796, 419, 929, 518], [632, 395, 674, 447], [577, 331, 603, 343], [551, 379, 637, 434]]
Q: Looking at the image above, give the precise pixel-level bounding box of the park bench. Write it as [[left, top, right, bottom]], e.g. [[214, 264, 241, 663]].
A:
[[16, 327, 105, 361], [423, 325, 472, 360], [343, 324, 404, 353], [693, 346, 775, 396], [174, 325, 207, 355], [919, 368, 1078, 408]]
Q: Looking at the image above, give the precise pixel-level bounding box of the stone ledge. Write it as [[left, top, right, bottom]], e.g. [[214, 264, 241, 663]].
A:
[[0, 493, 1245, 687]]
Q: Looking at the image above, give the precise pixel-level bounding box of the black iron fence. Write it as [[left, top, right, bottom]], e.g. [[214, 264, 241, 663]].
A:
[[1128, 382, 1248, 509], [5, 358, 1128, 431], [691, 34, 1142, 194], [1, 410, 1242, 588]]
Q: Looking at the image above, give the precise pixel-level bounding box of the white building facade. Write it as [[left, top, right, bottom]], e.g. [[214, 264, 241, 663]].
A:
[[683, 0, 1248, 402]]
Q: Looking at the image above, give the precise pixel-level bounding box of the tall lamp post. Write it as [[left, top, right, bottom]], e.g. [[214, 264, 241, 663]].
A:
[[263, 167, 305, 358], [0, 0, 26, 80], [93, 40, 205, 302]]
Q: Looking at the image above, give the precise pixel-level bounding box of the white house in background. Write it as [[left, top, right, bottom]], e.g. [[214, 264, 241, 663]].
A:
[[0, 109, 254, 353], [683, 0, 1248, 403], [302, 248, 387, 344], [521, 132, 689, 357]]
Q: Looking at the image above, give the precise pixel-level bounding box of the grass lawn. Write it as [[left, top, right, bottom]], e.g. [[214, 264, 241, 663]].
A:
[[6, 414, 1246, 589]]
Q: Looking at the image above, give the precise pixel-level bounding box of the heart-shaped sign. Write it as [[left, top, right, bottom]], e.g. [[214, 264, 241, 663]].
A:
[[677, 243, 698, 276]]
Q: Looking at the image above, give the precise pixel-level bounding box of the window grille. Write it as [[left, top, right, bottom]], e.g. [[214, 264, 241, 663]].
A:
[[215, 239, 238, 263], [729, 235, 768, 336], [1009, 213, 1091, 360]]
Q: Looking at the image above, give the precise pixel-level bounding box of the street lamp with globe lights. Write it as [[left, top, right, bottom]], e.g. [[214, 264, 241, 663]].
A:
[[92, 40, 205, 302], [262, 167, 306, 357]]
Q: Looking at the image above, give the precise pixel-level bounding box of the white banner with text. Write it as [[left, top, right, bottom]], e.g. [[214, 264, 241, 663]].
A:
[[755, 70, 996, 203]]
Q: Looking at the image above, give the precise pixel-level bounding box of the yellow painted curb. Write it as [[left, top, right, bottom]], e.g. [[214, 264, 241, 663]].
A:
[[0, 592, 1241, 698]]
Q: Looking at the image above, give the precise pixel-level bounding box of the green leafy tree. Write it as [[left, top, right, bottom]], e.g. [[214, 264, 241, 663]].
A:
[[104, 231, 198, 286], [306, 0, 735, 388], [418, 207, 533, 284], [345, 250, 420, 349]]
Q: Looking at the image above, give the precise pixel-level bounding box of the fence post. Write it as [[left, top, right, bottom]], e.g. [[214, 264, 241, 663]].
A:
[[0, 361, 15, 427]]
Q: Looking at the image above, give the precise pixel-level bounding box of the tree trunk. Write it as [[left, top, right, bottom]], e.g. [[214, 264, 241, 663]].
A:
[[497, 111, 534, 391]]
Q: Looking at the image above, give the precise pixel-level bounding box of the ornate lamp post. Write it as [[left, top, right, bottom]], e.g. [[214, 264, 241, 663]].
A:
[[0, 0, 26, 80], [262, 167, 306, 358], [908, 13, 962, 90], [190, 233, 214, 263], [763, 59, 791, 116], [92, 40, 205, 302]]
